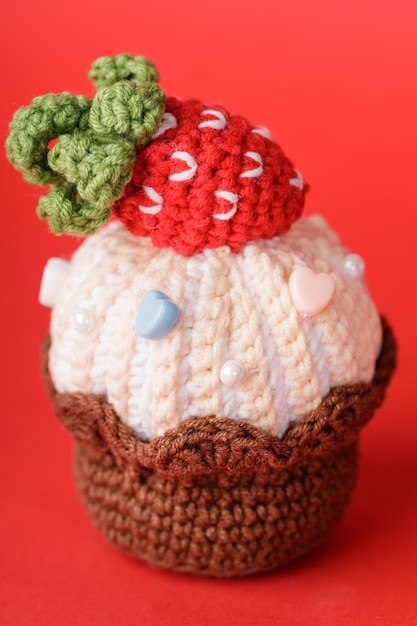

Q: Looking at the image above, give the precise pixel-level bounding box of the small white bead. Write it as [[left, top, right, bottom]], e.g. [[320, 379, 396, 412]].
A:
[[220, 360, 243, 387], [73, 308, 94, 333], [343, 253, 365, 279], [39, 258, 70, 308]]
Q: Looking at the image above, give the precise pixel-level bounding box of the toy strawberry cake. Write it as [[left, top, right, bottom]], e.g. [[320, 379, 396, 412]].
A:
[[6, 54, 396, 576]]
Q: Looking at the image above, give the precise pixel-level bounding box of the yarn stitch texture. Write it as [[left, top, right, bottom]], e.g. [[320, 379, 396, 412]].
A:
[[48, 218, 382, 442], [113, 97, 307, 255], [42, 318, 396, 577], [6, 55, 165, 236], [6, 53, 397, 577], [5, 54, 306, 253], [88, 54, 159, 90]]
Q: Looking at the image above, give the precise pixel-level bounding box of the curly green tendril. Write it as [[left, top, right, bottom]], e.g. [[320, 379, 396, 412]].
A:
[[6, 54, 165, 236]]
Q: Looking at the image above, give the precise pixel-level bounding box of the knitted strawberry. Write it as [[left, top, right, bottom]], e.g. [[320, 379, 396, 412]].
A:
[[113, 97, 307, 255], [7, 54, 306, 255]]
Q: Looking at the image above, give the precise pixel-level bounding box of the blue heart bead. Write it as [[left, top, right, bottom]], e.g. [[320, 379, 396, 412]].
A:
[[135, 290, 180, 340]]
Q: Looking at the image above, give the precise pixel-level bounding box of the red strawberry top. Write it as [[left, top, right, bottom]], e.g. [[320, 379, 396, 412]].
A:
[[113, 97, 307, 256]]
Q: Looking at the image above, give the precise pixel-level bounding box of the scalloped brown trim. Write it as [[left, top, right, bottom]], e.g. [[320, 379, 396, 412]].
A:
[[42, 317, 396, 480]]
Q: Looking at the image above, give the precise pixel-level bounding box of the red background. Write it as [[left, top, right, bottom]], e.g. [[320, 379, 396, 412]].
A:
[[0, 0, 416, 624]]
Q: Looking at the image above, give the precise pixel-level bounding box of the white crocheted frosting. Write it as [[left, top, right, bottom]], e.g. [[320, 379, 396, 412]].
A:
[[48, 216, 382, 441]]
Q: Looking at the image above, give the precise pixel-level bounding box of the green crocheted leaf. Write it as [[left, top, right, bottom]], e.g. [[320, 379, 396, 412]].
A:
[[48, 131, 136, 209], [89, 53, 159, 90], [6, 93, 91, 186], [37, 184, 110, 235], [6, 54, 166, 237], [89, 81, 165, 144]]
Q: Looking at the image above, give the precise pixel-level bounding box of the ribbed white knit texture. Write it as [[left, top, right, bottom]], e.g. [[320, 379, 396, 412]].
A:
[[49, 217, 382, 441]]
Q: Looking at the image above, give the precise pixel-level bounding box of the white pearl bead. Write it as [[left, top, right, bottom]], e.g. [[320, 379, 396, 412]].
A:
[[220, 360, 243, 387], [343, 253, 365, 279], [73, 308, 94, 333]]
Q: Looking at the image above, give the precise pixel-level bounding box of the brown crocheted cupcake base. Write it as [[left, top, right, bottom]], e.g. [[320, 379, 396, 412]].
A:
[[43, 318, 396, 577]]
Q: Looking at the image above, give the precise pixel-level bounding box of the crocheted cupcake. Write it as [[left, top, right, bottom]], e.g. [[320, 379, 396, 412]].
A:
[[7, 54, 396, 577]]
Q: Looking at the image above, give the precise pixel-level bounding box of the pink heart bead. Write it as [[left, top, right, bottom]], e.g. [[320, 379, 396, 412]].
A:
[[289, 266, 335, 317]]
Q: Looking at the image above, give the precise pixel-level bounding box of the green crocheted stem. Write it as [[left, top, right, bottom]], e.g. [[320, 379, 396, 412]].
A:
[[89, 53, 159, 90], [47, 82, 164, 212], [6, 93, 91, 186], [6, 54, 165, 237]]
